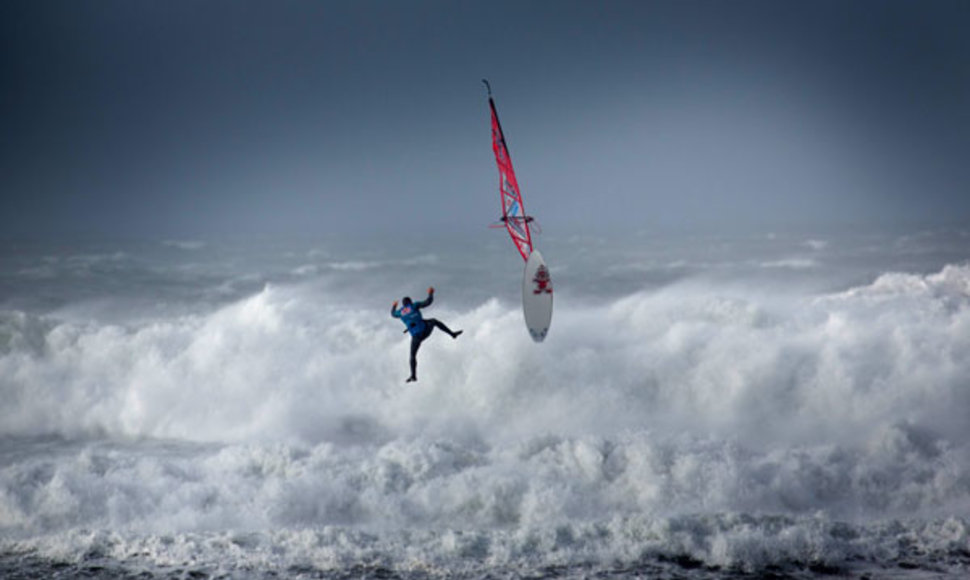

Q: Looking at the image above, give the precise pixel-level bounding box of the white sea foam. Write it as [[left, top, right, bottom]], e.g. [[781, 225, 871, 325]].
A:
[[1, 233, 969, 576]]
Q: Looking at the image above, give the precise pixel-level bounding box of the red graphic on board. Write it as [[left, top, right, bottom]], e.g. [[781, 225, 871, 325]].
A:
[[533, 265, 553, 295]]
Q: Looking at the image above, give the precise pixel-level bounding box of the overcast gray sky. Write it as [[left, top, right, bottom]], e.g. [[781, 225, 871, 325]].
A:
[[3, 0, 969, 238]]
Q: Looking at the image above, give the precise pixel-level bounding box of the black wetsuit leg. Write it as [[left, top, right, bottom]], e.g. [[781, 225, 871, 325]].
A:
[[409, 324, 434, 380], [426, 318, 459, 338], [407, 320, 461, 381]]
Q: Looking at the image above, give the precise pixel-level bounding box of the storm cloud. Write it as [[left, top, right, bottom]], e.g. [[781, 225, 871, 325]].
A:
[[2, 0, 969, 238]]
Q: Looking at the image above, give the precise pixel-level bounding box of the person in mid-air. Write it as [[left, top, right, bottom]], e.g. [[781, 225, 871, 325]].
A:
[[391, 286, 462, 383]]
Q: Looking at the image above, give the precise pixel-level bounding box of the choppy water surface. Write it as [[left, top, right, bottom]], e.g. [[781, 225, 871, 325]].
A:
[[2, 229, 970, 578]]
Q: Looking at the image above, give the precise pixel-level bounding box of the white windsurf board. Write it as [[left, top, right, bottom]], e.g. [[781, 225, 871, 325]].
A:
[[522, 249, 553, 342]]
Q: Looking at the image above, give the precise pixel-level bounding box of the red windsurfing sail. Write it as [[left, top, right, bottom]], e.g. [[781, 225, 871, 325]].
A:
[[485, 81, 534, 262]]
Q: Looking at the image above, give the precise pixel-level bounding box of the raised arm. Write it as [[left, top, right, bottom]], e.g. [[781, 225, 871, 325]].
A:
[[391, 300, 400, 318], [415, 287, 434, 309]]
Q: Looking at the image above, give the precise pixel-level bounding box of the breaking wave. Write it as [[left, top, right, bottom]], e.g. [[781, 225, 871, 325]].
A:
[[2, 238, 970, 576]]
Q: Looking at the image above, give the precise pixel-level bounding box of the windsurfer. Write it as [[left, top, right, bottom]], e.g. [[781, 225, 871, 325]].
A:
[[391, 287, 462, 383]]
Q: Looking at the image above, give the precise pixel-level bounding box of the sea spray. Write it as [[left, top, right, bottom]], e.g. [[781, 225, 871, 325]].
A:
[[2, 231, 970, 577]]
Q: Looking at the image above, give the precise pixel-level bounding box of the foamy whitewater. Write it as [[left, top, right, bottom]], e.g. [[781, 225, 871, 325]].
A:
[[2, 230, 970, 578]]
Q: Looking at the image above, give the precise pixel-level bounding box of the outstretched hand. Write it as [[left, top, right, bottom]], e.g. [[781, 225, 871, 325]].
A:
[[392, 300, 398, 308], [428, 286, 435, 294]]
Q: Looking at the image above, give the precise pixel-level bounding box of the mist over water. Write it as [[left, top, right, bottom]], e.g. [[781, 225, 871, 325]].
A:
[[2, 229, 970, 578]]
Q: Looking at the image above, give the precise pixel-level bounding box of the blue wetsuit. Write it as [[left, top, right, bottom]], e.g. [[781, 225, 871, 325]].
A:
[[391, 291, 461, 382], [392, 294, 433, 336]]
